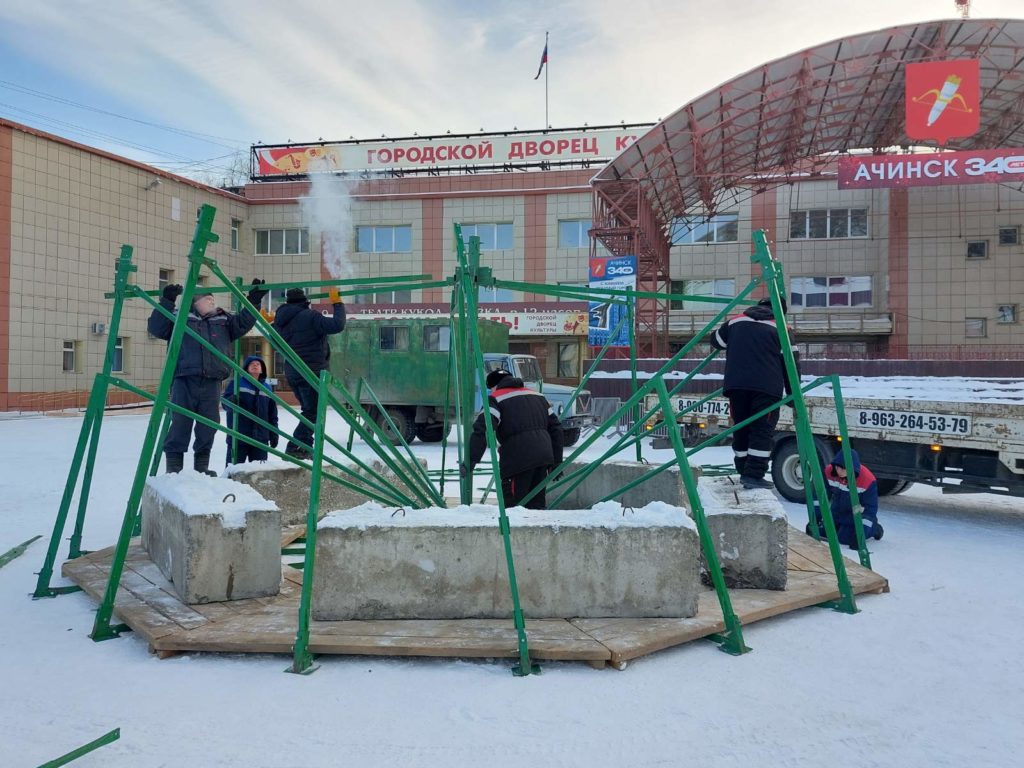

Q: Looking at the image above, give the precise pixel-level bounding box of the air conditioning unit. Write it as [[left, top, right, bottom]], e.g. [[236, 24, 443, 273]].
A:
[[90, 322, 106, 335]]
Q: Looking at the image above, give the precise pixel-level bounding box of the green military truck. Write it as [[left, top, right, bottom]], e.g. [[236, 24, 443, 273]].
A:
[[329, 317, 591, 446]]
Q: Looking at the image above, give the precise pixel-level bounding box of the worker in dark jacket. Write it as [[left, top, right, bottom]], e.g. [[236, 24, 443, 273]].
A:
[[222, 355, 279, 465], [148, 280, 267, 475], [809, 448, 883, 548], [709, 297, 797, 490], [272, 287, 346, 459], [466, 368, 564, 509]]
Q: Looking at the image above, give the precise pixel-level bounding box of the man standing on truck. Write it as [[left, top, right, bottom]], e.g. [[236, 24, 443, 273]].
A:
[[709, 297, 797, 490], [273, 287, 346, 460], [466, 368, 564, 508]]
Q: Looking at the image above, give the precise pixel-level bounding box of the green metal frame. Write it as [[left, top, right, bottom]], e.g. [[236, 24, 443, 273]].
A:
[[39, 208, 867, 672], [36, 728, 120, 768]]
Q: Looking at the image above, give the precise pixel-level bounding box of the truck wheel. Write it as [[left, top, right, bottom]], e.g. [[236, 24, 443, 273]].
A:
[[876, 478, 914, 496], [562, 427, 581, 447], [770, 438, 832, 503], [415, 423, 451, 443], [375, 407, 417, 445]]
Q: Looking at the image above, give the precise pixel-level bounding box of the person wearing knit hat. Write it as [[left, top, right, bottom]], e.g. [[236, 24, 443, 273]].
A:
[[148, 278, 268, 475], [272, 285, 346, 460]]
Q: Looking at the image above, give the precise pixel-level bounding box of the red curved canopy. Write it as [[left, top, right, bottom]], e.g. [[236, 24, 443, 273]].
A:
[[595, 18, 1024, 225]]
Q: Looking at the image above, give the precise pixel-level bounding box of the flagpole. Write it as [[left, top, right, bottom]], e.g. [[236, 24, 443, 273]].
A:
[[544, 31, 549, 128]]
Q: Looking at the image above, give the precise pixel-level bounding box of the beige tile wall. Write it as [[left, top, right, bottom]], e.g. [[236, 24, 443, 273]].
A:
[[8, 131, 249, 394]]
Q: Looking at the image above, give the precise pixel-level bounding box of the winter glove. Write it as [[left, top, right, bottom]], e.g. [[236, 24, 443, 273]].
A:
[[328, 287, 343, 304], [162, 284, 183, 303], [246, 278, 268, 306], [459, 462, 470, 479], [270, 432, 279, 449]]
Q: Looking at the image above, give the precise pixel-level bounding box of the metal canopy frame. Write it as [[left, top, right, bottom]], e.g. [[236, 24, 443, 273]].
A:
[[590, 18, 1024, 355]]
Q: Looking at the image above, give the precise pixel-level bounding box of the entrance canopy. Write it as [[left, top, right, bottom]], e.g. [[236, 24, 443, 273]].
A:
[[594, 18, 1024, 226]]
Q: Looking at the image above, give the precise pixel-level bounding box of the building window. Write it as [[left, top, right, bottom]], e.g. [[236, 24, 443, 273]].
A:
[[790, 276, 873, 309], [966, 240, 989, 259], [790, 208, 868, 239], [669, 278, 736, 310], [670, 213, 739, 244], [231, 219, 241, 251], [460, 223, 513, 251], [557, 342, 579, 378], [62, 340, 79, 373], [356, 225, 412, 253], [351, 289, 413, 305], [998, 226, 1019, 246], [478, 287, 516, 303], [558, 219, 591, 248], [112, 337, 126, 373], [424, 325, 451, 352], [255, 228, 310, 256], [965, 317, 987, 338], [158, 269, 173, 291], [379, 325, 410, 351], [997, 304, 1018, 324]]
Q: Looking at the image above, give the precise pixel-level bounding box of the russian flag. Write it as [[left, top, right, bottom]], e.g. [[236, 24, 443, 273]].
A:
[[534, 42, 548, 80]]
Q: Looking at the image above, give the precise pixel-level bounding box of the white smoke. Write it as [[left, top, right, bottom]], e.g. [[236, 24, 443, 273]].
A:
[[299, 163, 354, 280]]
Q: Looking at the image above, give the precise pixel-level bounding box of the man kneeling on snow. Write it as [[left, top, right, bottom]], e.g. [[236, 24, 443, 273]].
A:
[[808, 448, 883, 548]]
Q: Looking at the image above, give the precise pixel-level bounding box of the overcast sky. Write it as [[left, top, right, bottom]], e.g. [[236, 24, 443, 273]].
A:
[[0, 0, 1021, 182]]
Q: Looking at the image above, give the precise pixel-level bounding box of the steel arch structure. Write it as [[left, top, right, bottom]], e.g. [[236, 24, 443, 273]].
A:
[[590, 17, 1024, 355]]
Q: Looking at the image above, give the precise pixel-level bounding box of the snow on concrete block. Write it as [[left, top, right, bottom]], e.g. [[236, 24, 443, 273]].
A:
[[697, 476, 788, 590], [312, 501, 700, 620], [550, 460, 701, 510], [141, 472, 281, 604], [227, 459, 428, 526]]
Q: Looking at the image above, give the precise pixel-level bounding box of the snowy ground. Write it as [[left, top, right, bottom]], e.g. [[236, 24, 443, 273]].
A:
[[2, 408, 1023, 767]]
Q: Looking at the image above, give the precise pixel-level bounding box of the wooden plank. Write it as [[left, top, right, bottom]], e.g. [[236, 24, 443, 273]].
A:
[[65, 531, 889, 667], [118, 568, 209, 630], [63, 560, 179, 644]]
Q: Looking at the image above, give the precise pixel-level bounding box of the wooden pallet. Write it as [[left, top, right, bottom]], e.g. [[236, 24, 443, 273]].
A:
[[62, 526, 888, 668]]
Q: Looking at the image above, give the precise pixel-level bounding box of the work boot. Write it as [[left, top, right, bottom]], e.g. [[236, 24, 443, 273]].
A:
[[193, 452, 218, 478], [873, 523, 884, 541], [165, 453, 184, 474], [740, 475, 773, 490]]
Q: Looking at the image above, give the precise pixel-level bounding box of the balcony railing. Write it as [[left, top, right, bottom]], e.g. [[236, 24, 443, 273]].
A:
[[667, 311, 893, 335]]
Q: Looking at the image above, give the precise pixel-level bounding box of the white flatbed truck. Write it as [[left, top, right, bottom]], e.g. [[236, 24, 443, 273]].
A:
[[648, 389, 1024, 501]]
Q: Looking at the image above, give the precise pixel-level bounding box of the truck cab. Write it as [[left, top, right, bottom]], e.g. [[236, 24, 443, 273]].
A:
[[483, 353, 592, 445]]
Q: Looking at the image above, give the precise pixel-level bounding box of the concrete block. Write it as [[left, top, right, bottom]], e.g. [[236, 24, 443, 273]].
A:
[[141, 472, 281, 604], [312, 501, 700, 620], [227, 459, 428, 526], [550, 460, 701, 510], [697, 477, 788, 590]]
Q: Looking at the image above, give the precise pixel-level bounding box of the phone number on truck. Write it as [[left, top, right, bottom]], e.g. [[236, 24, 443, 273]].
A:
[[853, 409, 972, 435]]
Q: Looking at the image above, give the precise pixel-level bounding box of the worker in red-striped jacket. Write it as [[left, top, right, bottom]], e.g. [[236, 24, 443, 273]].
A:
[[466, 368, 564, 509], [809, 448, 884, 548]]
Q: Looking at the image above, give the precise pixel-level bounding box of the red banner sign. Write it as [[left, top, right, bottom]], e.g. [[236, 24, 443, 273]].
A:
[[838, 147, 1024, 189], [905, 59, 980, 145]]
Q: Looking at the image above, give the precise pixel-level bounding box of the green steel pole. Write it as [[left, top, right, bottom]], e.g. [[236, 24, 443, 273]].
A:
[[90, 204, 220, 641], [464, 261, 537, 676], [34, 247, 136, 598], [289, 370, 330, 675], [344, 378, 364, 452], [750, 230, 857, 614], [1, 535, 41, 570], [67, 247, 137, 560], [628, 299, 642, 462], [830, 375, 871, 569], [655, 379, 749, 654], [37, 728, 120, 768]]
